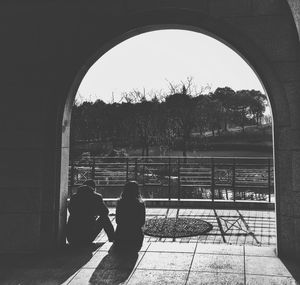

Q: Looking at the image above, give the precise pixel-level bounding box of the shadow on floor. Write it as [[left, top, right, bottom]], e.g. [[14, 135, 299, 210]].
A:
[[0, 243, 104, 285], [280, 257, 300, 284], [89, 246, 139, 285]]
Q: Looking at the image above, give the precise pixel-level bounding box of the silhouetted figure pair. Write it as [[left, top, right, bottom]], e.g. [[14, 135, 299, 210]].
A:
[[67, 180, 145, 252], [66, 180, 114, 246]]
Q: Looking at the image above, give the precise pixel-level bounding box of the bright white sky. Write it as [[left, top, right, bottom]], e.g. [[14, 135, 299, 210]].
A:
[[77, 30, 265, 103]]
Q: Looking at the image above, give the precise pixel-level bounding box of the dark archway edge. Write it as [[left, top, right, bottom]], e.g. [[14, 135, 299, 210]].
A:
[[59, 8, 289, 257]]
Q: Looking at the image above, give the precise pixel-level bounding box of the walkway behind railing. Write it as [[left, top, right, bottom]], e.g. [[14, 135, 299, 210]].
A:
[[69, 156, 274, 203]]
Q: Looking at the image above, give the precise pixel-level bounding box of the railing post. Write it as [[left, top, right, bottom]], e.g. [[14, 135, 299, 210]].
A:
[[91, 156, 96, 180], [135, 158, 138, 181], [177, 158, 181, 201], [142, 159, 145, 188], [168, 157, 171, 201], [268, 158, 271, 202], [232, 159, 236, 202], [211, 158, 215, 202], [126, 157, 129, 181]]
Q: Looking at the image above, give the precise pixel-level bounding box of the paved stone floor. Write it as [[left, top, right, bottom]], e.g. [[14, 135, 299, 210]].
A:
[[1, 208, 299, 284], [1, 242, 299, 284]]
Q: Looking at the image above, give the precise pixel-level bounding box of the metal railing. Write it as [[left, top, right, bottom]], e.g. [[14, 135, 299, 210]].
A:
[[69, 156, 274, 202]]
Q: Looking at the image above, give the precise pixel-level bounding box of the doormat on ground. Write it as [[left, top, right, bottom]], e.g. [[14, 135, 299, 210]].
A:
[[143, 217, 213, 238]]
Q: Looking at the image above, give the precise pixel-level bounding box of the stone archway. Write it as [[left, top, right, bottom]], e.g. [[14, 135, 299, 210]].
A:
[[2, 0, 299, 258], [60, 7, 296, 258]]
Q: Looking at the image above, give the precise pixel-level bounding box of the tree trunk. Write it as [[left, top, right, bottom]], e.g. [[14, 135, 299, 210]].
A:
[[224, 119, 228, 132], [141, 146, 145, 157], [183, 139, 187, 157]]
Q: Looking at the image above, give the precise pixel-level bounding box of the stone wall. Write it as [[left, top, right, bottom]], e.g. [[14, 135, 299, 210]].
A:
[[0, 0, 300, 259]]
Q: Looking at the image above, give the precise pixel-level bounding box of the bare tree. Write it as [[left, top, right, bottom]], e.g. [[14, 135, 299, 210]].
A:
[[166, 76, 211, 97]]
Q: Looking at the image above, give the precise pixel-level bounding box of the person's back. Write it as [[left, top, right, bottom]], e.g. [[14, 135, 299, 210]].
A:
[[114, 181, 145, 251], [116, 199, 145, 231], [68, 186, 107, 228], [67, 180, 114, 246]]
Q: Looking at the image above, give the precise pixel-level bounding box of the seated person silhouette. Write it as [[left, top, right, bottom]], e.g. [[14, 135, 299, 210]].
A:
[[66, 179, 114, 246], [114, 181, 145, 251]]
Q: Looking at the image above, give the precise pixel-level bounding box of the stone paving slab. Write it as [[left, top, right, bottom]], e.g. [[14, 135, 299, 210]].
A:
[[191, 253, 245, 274], [137, 252, 194, 270], [245, 274, 298, 285], [68, 268, 134, 285], [245, 256, 293, 277], [147, 241, 196, 252], [196, 243, 244, 255], [127, 269, 188, 285], [244, 245, 276, 257], [186, 272, 244, 285]]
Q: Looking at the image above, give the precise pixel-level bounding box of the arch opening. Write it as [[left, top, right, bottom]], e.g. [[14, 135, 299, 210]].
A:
[[60, 25, 277, 251]]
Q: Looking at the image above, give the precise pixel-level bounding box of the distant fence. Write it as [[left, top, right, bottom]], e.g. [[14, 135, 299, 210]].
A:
[[69, 156, 274, 202]]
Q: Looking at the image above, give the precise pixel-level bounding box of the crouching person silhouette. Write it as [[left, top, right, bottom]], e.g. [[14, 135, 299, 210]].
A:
[[114, 181, 145, 252], [67, 179, 114, 246]]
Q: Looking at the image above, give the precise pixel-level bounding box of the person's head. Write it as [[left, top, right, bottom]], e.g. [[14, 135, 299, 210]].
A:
[[83, 179, 96, 191], [120, 181, 142, 202]]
